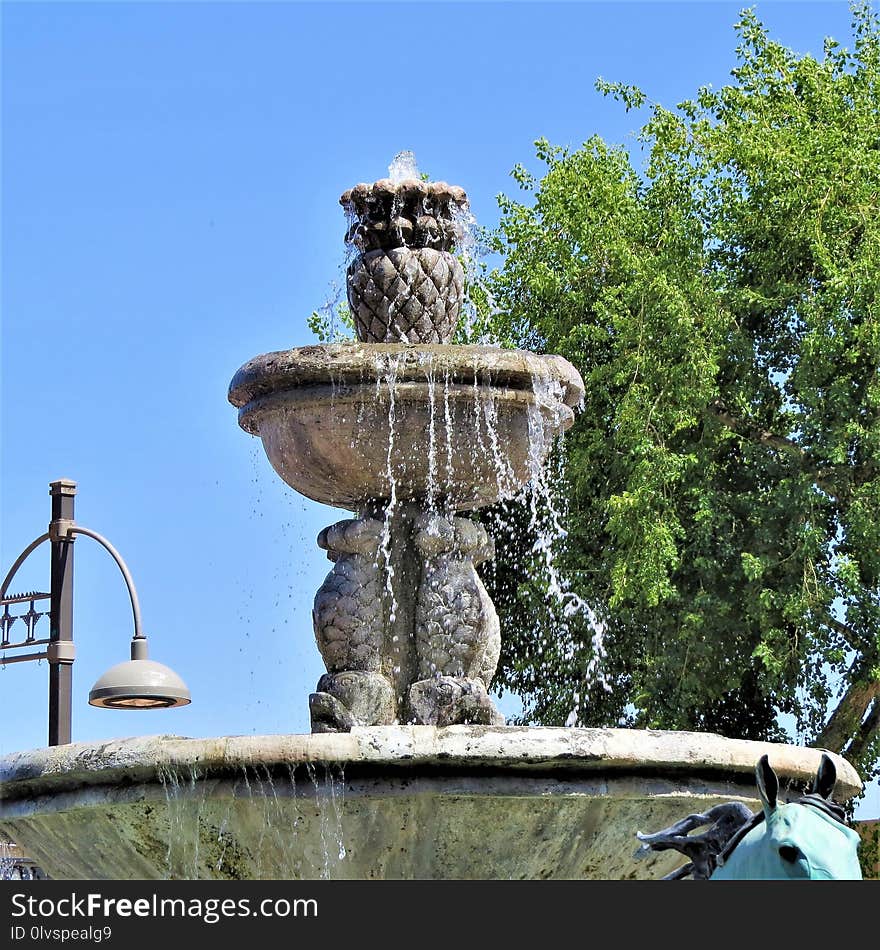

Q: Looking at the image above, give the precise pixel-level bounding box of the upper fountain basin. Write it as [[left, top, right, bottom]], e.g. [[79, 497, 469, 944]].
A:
[[228, 343, 585, 511]]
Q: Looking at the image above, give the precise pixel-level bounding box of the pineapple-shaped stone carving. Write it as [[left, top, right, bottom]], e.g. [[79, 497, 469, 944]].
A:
[[310, 517, 395, 732], [341, 179, 468, 344], [406, 512, 503, 726]]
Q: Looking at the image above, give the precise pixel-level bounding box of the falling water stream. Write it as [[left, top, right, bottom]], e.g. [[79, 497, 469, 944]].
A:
[[157, 762, 348, 880], [358, 344, 608, 723], [377, 351, 403, 640]]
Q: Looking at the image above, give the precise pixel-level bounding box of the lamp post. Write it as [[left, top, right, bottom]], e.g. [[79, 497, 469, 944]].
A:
[[0, 479, 190, 745]]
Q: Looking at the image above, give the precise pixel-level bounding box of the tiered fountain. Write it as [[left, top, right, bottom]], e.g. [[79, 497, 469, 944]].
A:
[[0, 161, 862, 879], [228, 164, 585, 733]]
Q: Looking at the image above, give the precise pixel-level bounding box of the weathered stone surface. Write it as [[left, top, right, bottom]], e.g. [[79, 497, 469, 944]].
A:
[[313, 518, 385, 673], [310, 672, 396, 732], [347, 248, 464, 344], [406, 677, 505, 727], [0, 728, 862, 880], [340, 179, 468, 254], [230, 343, 584, 408], [414, 513, 500, 684], [309, 690, 356, 733]]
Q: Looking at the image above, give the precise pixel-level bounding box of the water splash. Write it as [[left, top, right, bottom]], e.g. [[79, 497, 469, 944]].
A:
[[388, 149, 421, 182], [327, 764, 347, 862], [481, 384, 517, 499], [310, 273, 353, 344], [449, 200, 506, 347], [305, 762, 348, 878], [522, 371, 609, 709]]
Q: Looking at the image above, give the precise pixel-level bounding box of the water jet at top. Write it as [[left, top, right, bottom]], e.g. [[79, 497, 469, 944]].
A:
[[387, 149, 421, 183]]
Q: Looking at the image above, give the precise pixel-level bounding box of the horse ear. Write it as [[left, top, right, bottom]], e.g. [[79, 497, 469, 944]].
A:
[[756, 754, 778, 814], [812, 753, 837, 800]]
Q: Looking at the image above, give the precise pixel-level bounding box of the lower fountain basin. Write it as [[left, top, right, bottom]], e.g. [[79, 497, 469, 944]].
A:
[[0, 726, 861, 880], [228, 343, 585, 510]]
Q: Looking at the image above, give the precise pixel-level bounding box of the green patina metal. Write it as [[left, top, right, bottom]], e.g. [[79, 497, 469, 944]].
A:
[[711, 799, 862, 880], [712, 754, 862, 880], [636, 753, 863, 880]]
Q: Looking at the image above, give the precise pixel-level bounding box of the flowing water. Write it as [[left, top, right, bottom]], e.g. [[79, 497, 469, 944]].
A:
[[376, 351, 403, 638], [425, 356, 439, 511], [157, 762, 348, 880], [524, 373, 609, 720], [358, 341, 608, 719]]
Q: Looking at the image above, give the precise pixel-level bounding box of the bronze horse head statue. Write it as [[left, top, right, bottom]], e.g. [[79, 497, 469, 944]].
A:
[[635, 754, 863, 879]]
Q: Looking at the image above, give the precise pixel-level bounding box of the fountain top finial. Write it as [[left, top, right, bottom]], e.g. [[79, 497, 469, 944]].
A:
[[339, 179, 468, 214], [340, 150, 469, 212], [338, 162, 470, 343], [339, 178, 468, 261]]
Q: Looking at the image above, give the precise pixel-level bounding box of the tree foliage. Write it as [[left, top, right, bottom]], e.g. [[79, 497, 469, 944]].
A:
[[483, 4, 880, 784]]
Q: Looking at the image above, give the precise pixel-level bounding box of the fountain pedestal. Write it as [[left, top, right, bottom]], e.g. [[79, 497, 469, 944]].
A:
[[308, 506, 503, 730], [229, 336, 584, 732]]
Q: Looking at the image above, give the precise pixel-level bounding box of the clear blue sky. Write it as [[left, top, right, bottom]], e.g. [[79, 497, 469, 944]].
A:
[[2, 0, 876, 820]]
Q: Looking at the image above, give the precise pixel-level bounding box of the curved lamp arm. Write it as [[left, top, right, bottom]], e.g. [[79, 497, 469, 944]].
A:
[[1, 525, 145, 643], [65, 525, 144, 641], [0, 533, 51, 601]]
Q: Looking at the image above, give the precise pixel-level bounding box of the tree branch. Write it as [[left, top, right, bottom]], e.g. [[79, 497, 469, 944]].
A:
[[706, 399, 842, 501], [844, 697, 880, 766], [825, 613, 873, 654], [816, 675, 880, 753]]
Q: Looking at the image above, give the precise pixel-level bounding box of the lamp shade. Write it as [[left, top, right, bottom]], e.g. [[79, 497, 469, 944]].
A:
[[89, 658, 191, 709]]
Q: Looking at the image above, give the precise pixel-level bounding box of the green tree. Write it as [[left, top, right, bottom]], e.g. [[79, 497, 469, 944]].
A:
[[483, 4, 880, 786]]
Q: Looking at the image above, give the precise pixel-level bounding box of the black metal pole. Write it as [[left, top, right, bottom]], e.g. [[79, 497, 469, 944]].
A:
[[48, 479, 76, 746]]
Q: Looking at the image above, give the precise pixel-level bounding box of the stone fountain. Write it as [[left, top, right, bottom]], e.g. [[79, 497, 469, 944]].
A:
[[0, 163, 863, 880], [228, 171, 583, 734]]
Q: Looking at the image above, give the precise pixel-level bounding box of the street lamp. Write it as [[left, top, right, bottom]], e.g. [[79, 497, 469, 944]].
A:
[[0, 479, 190, 745]]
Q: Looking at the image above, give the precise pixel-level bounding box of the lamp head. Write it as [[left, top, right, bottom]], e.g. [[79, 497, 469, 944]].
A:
[[88, 637, 191, 710]]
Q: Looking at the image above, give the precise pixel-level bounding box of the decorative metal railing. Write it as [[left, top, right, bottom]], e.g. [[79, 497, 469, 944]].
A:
[[0, 590, 51, 665]]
